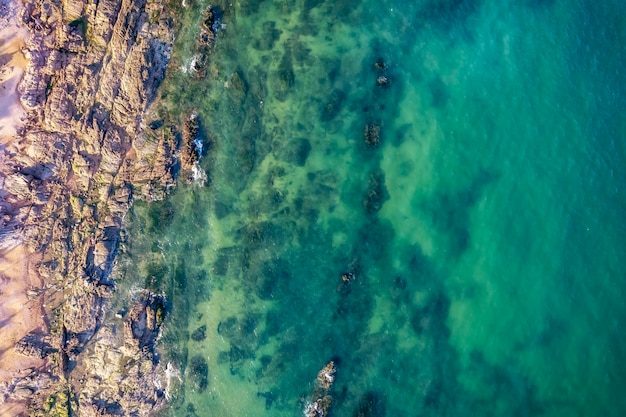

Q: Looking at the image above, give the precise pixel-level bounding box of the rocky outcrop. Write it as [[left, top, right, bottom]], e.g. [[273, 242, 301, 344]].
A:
[[15, 333, 57, 359], [0, 0, 181, 414], [190, 6, 218, 78], [304, 361, 337, 417], [72, 292, 170, 416]]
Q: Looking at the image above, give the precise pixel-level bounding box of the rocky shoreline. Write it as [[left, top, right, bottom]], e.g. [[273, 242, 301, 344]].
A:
[[0, 0, 195, 414]]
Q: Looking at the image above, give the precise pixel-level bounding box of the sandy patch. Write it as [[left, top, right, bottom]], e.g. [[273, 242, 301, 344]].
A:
[[0, 0, 29, 144], [0, 1, 43, 415], [0, 245, 48, 415], [0, 246, 46, 379]]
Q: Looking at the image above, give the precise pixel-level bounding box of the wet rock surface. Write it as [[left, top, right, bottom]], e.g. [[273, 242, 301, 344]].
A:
[[191, 6, 219, 79], [0, 0, 184, 414], [304, 361, 337, 417]]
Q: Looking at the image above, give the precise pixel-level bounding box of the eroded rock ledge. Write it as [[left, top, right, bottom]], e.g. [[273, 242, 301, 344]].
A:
[[0, 0, 184, 414]]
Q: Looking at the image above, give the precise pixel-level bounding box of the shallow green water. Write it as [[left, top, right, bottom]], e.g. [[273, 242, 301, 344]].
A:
[[121, 0, 626, 416]]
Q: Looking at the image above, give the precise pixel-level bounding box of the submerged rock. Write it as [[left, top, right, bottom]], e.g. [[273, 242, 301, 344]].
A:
[[363, 171, 389, 214], [191, 325, 207, 342], [364, 122, 382, 148], [321, 89, 346, 121], [274, 137, 311, 166], [353, 391, 386, 417], [188, 355, 209, 392], [227, 69, 248, 103], [253, 21, 282, 51]]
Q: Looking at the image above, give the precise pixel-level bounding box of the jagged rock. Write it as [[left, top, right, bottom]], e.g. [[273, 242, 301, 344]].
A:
[[124, 292, 168, 352], [191, 6, 217, 78], [198, 8, 216, 48], [181, 114, 201, 169], [3, 173, 33, 201], [61, 0, 86, 22], [0, 0, 207, 414], [15, 334, 57, 359], [13, 388, 34, 400], [316, 361, 336, 390], [374, 57, 391, 88], [304, 361, 337, 417]]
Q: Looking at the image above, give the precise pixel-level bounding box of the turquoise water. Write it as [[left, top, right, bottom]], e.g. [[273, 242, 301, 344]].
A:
[[121, 0, 626, 416]]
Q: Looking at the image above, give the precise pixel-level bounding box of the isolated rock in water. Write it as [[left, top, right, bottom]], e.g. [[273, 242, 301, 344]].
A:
[[304, 361, 337, 417], [316, 361, 336, 390], [188, 355, 209, 392], [192, 6, 217, 78], [376, 75, 390, 87], [374, 57, 387, 71], [374, 57, 391, 88], [181, 113, 204, 168], [180, 113, 210, 184]]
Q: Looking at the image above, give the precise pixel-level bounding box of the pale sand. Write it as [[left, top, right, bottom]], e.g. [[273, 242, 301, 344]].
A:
[[0, 246, 47, 380], [0, 246, 48, 416], [0, 1, 46, 415], [0, 0, 29, 144]]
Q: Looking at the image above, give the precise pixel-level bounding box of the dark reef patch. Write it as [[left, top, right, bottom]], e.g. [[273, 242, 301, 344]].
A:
[[353, 391, 386, 417], [253, 21, 282, 51], [363, 170, 389, 215], [190, 325, 206, 341], [188, 355, 209, 392], [421, 169, 498, 258], [321, 89, 347, 121], [274, 137, 311, 166], [411, 292, 451, 336], [416, 0, 481, 32], [429, 76, 449, 108]]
